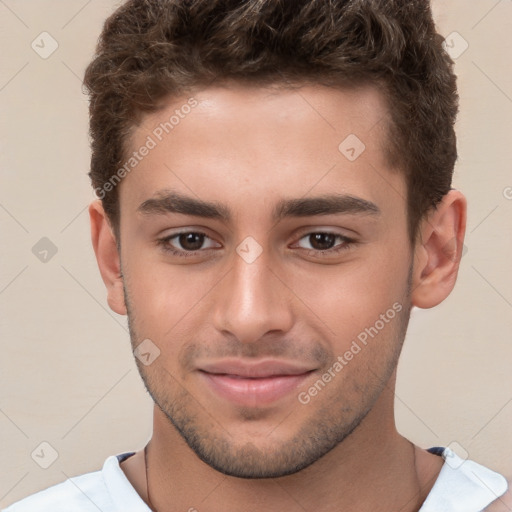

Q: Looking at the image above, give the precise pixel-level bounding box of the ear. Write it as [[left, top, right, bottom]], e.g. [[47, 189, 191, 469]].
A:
[[411, 189, 467, 309], [89, 200, 127, 315]]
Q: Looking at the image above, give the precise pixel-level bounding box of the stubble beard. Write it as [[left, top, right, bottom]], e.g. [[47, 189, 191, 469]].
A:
[[123, 267, 413, 478]]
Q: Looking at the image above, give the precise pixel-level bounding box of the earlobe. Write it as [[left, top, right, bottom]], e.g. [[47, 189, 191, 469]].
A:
[[89, 200, 127, 316], [411, 190, 467, 309]]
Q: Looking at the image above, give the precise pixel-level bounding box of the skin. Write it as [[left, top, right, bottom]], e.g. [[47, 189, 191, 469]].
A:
[[90, 83, 470, 511]]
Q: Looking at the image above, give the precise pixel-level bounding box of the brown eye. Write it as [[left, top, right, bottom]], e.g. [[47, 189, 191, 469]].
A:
[[308, 233, 336, 251], [158, 231, 221, 257], [296, 232, 352, 253], [178, 232, 205, 251]]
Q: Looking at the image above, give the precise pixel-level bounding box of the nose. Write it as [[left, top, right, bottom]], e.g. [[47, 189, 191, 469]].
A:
[[211, 246, 294, 345]]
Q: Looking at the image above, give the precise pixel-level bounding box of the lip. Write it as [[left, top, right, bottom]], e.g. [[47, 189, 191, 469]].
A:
[[199, 359, 315, 378], [197, 359, 315, 406]]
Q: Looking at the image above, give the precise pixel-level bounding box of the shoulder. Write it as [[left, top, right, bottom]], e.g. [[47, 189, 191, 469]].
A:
[[2, 469, 111, 512], [483, 482, 512, 511]]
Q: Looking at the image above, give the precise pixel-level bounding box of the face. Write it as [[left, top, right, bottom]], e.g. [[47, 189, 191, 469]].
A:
[[117, 84, 414, 478]]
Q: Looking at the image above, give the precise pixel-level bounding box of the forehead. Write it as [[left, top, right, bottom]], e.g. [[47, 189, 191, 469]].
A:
[[120, 83, 404, 225]]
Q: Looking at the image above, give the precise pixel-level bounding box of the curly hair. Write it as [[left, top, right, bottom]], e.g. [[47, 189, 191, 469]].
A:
[[83, 0, 458, 242]]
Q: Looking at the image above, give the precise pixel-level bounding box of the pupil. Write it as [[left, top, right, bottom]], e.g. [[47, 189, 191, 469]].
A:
[[310, 233, 335, 250], [180, 233, 204, 251]]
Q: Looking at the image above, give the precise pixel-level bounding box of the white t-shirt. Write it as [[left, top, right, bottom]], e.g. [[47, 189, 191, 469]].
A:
[[3, 447, 508, 511]]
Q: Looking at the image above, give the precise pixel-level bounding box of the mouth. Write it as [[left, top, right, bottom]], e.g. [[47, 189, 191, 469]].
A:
[[197, 359, 316, 406]]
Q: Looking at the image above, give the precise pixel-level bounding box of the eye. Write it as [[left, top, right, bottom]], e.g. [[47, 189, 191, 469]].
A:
[[294, 232, 354, 255], [157, 230, 355, 259], [158, 231, 220, 256]]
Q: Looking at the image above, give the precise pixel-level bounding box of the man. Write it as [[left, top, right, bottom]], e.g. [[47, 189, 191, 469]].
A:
[[4, 0, 510, 511]]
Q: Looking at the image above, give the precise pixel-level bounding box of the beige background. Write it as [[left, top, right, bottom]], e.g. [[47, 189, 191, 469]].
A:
[[0, 0, 511, 507]]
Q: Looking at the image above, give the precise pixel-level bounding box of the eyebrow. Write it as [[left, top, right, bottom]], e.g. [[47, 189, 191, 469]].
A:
[[137, 191, 381, 222]]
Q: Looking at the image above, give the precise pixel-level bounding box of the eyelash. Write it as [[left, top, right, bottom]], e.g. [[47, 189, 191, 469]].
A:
[[157, 231, 355, 258]]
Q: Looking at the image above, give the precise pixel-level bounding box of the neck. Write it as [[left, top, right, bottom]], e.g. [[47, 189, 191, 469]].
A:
[[140, 381, 442, 512]]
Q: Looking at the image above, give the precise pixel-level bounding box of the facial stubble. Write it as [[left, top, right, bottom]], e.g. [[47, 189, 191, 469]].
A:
[[122, 263, 413, 479]]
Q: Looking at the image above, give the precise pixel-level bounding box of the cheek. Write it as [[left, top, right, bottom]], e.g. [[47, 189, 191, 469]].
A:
[[287, 246, 411, 350], [123, 252, 219, 343]]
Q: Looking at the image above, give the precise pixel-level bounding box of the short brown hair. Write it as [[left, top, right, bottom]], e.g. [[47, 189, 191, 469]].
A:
[[84, 0, 458, 242]]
